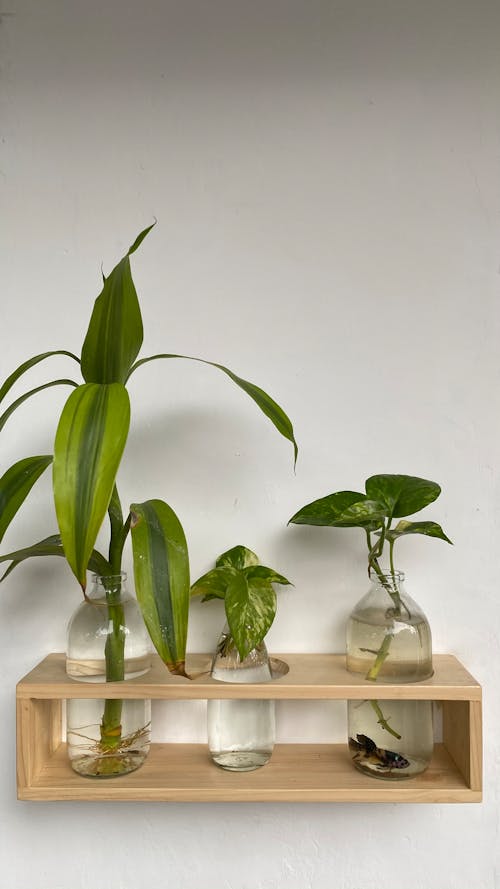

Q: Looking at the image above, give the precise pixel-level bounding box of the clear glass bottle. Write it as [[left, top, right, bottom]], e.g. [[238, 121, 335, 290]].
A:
[[66, 572, 152, 778], [207, 627, 275, 771], [346, 570, 433, 780]]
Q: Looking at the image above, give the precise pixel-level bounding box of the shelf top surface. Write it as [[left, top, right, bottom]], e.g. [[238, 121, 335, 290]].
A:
[[17, 652, 481, 700]]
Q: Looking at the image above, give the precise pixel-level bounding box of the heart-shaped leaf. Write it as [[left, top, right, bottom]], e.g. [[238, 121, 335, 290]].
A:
[[244, 565, 292, 585], [365, 474, 441, 520], [384, 520, 452, 544], [216, 545, 259, 570], [289, 491, 384, 528], [224, 574, 277, 660], [53, 383, 130, 589], [190, 565, 238, 601], [130, 499, 190, 676]]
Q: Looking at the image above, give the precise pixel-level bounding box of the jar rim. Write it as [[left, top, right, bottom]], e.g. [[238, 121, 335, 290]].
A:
[[369, 568, 405, 581], [91, 571, 127, 582]]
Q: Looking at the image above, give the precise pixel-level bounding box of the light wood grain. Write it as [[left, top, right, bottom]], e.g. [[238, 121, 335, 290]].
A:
[[17, 652, 482, 701], [16, 652, 482, 802], [18, 742, 480, 803]]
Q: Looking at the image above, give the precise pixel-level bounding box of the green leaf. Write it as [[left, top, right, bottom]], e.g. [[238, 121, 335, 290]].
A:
[[225, 573, 277, 660], [126, 353, 298, 465], [0, 455, 52, 543], [81, 224, 155, 383], [0, 534, 110, 582], [0, 350, 80, 406], [190, 565, 237, 601], [336, 499, 387, 528], [53, 383, 130, 589], [130, 499, 190, 676], [289, 491, 373, 527], [216, 545, 260, 570], [0, 379, 79, 433], [244, 565, 292, 585], [384, 520, 453, 545], [365, 474, 441, 520]]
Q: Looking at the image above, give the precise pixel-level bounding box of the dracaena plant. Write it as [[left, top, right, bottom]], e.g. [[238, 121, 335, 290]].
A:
[[191, 544, 291, 660], [0, 225, 296, 751], [289, 474, 451, 739]]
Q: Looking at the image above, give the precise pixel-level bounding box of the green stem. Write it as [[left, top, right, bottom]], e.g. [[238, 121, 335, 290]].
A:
[[370, 700, 402, 740], [100, 571, 125, 751], [365, 631, 394, 681]]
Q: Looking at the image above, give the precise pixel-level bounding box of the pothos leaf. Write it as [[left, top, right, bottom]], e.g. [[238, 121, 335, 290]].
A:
[[384, 520, 453, 544], [365, 474, 441, 520], [216, 545, 259, 570], [289, 490, 384, 528], [190, 565, 238, 601], [224, 573, 277, 660], [244, 565, 292, 585]]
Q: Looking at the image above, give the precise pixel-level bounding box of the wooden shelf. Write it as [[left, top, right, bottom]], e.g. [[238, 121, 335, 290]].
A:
[[16, 653, 482, 803]]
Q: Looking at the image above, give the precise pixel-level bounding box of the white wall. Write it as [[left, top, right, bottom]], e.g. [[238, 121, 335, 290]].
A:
[[1, 1, 499, 887]]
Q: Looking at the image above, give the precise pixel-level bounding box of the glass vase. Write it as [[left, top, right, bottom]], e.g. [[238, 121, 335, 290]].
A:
[[346, 569, 434, 780], [66, 572, 152, 778], [207, 627, 275, 771]]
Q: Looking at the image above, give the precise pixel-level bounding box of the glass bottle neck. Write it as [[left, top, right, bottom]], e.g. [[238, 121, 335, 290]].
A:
[[88, 573, 127, 602]]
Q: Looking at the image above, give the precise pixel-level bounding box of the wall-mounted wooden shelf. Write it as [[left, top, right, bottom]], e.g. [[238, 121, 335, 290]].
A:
[[16, 653, 482, 802]]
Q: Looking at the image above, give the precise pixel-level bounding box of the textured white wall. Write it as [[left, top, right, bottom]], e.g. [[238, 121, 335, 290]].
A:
[[1, 1, 499, 887]]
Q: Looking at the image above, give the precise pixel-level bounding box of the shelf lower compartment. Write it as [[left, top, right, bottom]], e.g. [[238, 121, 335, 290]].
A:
[[20, 741, 478, 803]]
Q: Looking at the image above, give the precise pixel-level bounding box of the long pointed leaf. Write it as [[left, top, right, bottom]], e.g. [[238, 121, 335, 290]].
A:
[[53, 383, 130, 589], [0, 455, 52, 543], [0, 379, 78, 433], [81, 225, 155, 383], [130, 499, 190, 676], [0, 534, 110, 582], [0, 350, 80, 406], [127, 353, 298, 465]]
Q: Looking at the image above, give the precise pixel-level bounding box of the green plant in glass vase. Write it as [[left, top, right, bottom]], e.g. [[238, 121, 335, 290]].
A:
[[191, 544, 291, 771], [289, 474, 452, 779], [0, 225, 296, 776]]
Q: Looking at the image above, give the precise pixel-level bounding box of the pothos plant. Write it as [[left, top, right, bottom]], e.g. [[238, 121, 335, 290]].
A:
[[190, 544, 291, 660], [289, 474, 452, 737], [0, 224, 296, 753]]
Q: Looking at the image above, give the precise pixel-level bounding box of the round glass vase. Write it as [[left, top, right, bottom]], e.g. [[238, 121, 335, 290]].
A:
[[346, 569, 433, 780], [207, 627, 275, 772], [66, 572, 152, 778]]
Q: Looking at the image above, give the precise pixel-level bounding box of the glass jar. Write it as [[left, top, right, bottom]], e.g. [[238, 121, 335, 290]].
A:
[[66, 572, 152, 778], [207, 627, 275, 771], [346, 569, 433, 780]]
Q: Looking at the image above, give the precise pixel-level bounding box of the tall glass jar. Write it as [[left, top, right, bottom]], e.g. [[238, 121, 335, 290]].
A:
[[66, 572, 152, 778], [346, 570, 433, 780], [207, 627, 275, 771]]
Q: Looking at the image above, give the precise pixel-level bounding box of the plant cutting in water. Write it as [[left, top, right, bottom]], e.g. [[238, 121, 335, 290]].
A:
[[191, 544, 291, 659], [192, 544, 291, 772], [0, 225, 296, 774], [289, 474, 452, 747]]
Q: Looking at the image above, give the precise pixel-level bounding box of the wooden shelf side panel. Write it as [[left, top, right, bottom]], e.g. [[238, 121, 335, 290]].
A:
[[443, 699, 482, 793], [17, 697, 62, 797]]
